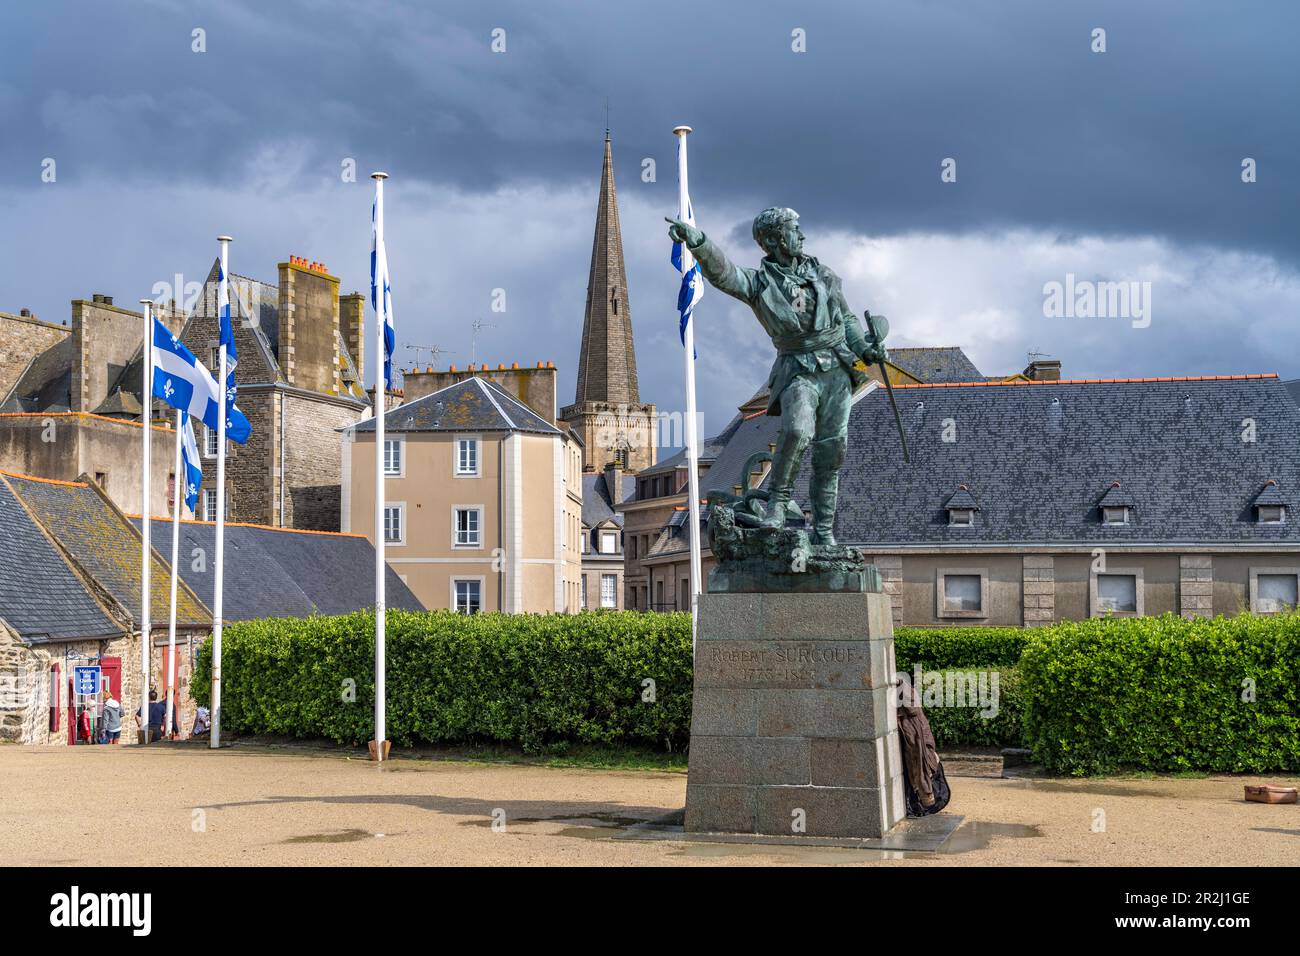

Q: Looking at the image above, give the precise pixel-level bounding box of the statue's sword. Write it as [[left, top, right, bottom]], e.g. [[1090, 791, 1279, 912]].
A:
[[864, 311, 910, 463]]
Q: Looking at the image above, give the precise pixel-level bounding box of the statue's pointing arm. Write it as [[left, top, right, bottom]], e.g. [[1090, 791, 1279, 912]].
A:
[[666, 217, 759, 302], [689, 233, 760, 302]]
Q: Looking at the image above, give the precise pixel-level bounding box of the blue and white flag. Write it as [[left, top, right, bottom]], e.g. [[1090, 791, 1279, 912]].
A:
[[671, 200, 704, 352], [150, 318, 251, 445], [371, 188, 396, 389], [217, 264, 237, 406], [180, 413, 202, 515]]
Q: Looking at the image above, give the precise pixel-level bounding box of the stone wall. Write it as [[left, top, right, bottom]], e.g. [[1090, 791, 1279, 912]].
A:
[[281, 391, 362, 530], [1180, 554, 1213, 618], [0, 626, 141, 746], [0, 311, 67, 401], [1022, 554, 1056, 625], [406, 365, 558, 423], [277, 263, 341, 396]]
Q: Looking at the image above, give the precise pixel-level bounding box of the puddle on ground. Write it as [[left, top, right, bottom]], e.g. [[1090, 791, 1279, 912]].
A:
[[280, 828, 391, 844], [461, 811, 652, 830], [938, 821, 1043, 854], [997, 779, 1168, 799]]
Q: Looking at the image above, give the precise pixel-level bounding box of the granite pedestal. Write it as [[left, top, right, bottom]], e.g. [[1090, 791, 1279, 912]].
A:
[[684, 588, 907, 839]]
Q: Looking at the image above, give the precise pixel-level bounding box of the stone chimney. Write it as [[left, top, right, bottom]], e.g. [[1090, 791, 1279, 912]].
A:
[[340, 292, 365, 384], [1024, 358, 1061, 381], [604, 460, 624, 506]]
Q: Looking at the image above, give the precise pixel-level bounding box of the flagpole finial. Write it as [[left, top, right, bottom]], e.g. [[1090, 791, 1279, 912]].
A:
[[371, 171, 389, 181], [673, 125, 693, 137], [216, 235, 233, 243], [139, 298, 153, 311]]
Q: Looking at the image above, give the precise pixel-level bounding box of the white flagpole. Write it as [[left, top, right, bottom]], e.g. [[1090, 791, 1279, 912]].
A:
[[165, 408, 183, 739], [139, 299, 153, 744], [674, 126, 704, 652], [371, 171, 388, 761], [211, 234, 232, 749]]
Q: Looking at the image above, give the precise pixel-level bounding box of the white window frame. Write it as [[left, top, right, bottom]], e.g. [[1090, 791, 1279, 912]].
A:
[[383, 502, 406, 546], [455, 435, 481, 477], [948, 508, 975, 527], [600, 530, 618, 554], [1102, 505, 1131, 526], [1090, 567, 1144, 617], [600, 574, 618, 609], [383, 437, 404, 477], [581, 576, 588, 609], [936, 568, 989, 619], [202, 488, 218, 521], [204, 426, 218, 459], [451, 577, 484, 615], [452, 505, 483, 549], [1257, 505, 1286, 525], [1249, 567, 1300, 614]]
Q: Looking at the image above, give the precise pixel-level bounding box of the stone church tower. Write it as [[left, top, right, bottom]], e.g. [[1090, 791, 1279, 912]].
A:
[[560, 132, 657, 474]]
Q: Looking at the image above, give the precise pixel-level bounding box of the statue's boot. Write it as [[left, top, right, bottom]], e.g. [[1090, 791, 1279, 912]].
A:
[[758, 433, 807, 530], [809, 437, 847, 546]]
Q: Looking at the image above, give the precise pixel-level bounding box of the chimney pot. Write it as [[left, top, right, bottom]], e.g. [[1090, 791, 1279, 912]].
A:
[[498, 363, 505, 370], [450, 364, 457, 372], [19, 308, 31, 317], [511, 362, 519, 370]]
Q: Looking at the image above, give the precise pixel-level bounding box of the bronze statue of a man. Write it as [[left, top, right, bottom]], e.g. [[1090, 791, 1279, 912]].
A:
[[667, 207, 887, 546]]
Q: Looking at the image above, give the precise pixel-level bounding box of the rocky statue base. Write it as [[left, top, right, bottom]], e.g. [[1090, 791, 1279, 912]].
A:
[[684, 584, 907, 840]]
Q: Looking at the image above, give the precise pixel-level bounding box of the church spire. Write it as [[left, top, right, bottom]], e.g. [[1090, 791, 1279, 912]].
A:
[[573, 131, 640, 406]]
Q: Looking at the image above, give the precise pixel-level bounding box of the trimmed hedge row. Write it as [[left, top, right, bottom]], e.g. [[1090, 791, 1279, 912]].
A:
[[1020, 614, 1300, 775], [893, 627, 1028, 670], [192, 610, 1300, 774], [193, 610, 694, 752]]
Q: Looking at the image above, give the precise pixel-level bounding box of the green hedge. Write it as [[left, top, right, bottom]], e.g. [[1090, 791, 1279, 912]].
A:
[[894, 627, 1029, 670], [192, 610, 1300, 774], [1019, 614, 1300, 775], [917, 667, 1025, 750], [193, 610, 694, 752]]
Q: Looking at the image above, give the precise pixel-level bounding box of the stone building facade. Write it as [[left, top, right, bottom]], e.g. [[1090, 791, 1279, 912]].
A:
[[179, 257, 369, 529], [628, 370, 1300, 626]]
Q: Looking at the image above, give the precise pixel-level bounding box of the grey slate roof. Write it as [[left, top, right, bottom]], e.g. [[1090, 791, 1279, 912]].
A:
[[10, 474, 211, 629], [346, 377, 559, 436], [2, 337, 73, 411], [944, 485, 980, 511], [581, 472, 636, 527], [1253, 480, 1286, 507], [887, 347, 984, 384], [129, 520, 425, 620], [0, 478, 123, 643], [1097, 481, 1135, 509], [796, 375, 1300, 546]]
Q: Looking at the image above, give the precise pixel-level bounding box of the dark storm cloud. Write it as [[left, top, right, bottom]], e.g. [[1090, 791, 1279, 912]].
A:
[[5, 0, 1297, 252], [2, 0, 1298, 439]]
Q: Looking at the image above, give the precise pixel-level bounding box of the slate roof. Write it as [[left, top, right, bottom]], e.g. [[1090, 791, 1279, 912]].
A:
[[886, 347, 984, 384], [1253, 480, 1286, 507], [129, 519, 425, 620], [0, 477, 123, 644], [581, 472, 636, 527], [346, 377, 559, 436], [8, 474, 211, 629], [944, 485, 980, 511], [2, 337, 73, 411], [794, 375, 1300, 546], [1097, 481, 1135, 509]]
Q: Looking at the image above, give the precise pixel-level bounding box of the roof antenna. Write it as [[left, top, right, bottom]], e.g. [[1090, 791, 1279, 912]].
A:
[[471, 318, 496, 366], [405, 344, 454, 369]]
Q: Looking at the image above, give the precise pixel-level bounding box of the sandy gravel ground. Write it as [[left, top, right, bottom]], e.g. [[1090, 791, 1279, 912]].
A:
[[3, 744, 1297, 866]]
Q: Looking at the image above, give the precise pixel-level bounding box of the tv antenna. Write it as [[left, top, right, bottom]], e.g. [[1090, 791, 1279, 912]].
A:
[[405, 343, 454, 368], [471, 318, 496, 366]]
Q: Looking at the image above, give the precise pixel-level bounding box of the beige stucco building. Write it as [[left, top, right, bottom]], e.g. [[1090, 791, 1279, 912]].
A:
[[342, 376, 583, 613]]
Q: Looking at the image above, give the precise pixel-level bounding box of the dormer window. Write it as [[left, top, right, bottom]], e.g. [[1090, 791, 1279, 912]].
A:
[[1258, 505, 1286, 524], [1098, 480, 1134, 526], [943, 484, 979, 528], [1253, 480, 1287, 524]]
